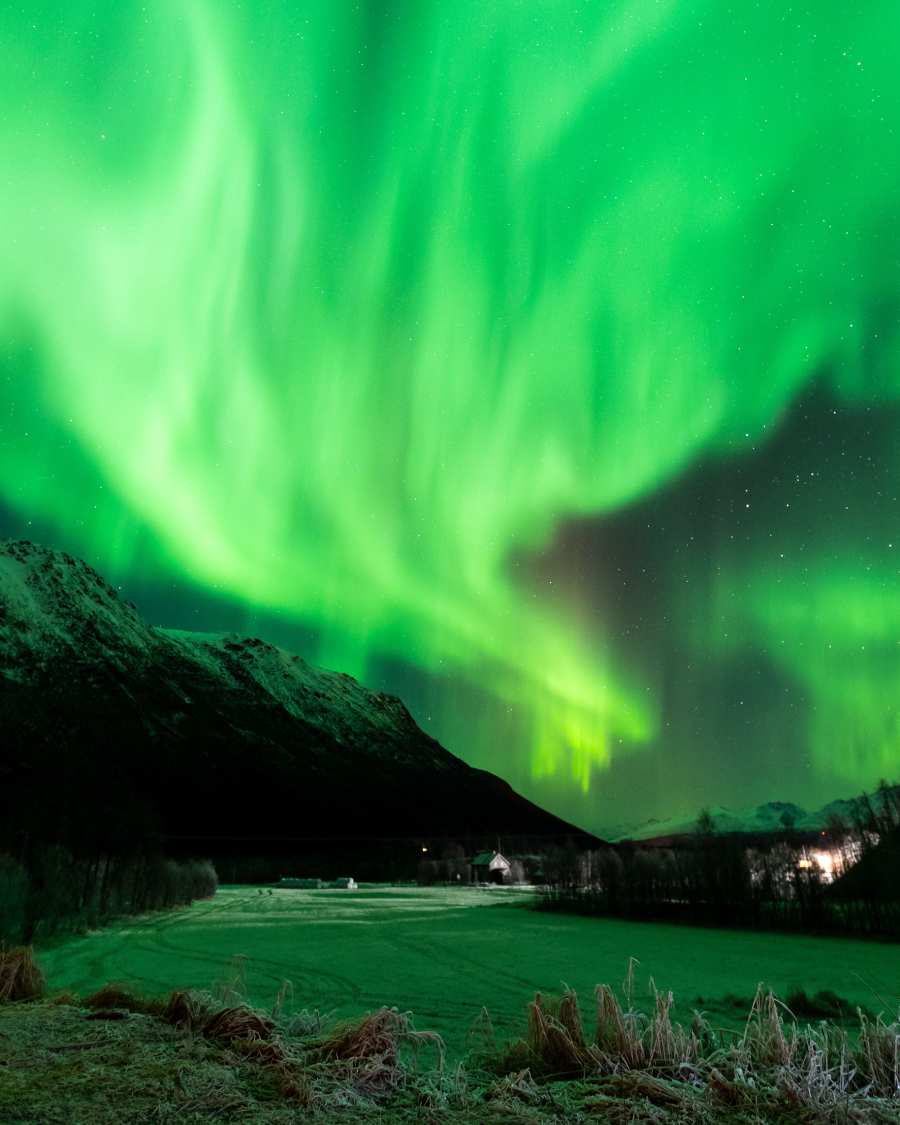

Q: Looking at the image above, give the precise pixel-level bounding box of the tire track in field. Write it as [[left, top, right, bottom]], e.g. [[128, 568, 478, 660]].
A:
[[384, 913, 550, 998], [42, 891, 536, 1025], [335, 909, 544, 1033], [137, 928, 365, 1008], [130, 907, 366, 1010], [39, 892, 259, 995]]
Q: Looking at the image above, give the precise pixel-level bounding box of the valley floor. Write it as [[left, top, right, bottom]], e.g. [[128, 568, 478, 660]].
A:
[[36, 885, 899, 1058]]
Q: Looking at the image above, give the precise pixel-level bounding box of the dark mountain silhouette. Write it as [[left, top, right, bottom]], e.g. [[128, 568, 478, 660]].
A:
[[0, 540, 598, 861], [830, 827, 900, 903]]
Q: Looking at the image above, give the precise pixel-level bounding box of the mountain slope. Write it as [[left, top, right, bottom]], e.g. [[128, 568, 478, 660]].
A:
[[0, 540, 594, 854], [830, 826, 900, 902]]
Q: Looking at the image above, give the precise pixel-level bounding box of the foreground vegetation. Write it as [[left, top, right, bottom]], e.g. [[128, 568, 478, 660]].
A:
[[2, 946, 898, 1123]]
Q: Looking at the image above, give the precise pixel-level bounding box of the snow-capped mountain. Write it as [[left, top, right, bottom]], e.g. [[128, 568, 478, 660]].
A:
[[603, 792, 899, 842], [0, 540, 593, 851]]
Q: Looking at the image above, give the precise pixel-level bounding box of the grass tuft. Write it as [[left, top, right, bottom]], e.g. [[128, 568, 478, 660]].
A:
[[162, 987, 211, 1032], [524, 990, 599, 1078], [82, 984, 162, 1016], [0, 945, 44, 1002]]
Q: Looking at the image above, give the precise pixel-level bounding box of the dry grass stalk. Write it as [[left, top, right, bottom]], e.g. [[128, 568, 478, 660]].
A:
[[743, 984, 794, 1068], [485, 1067, 548, 1106], [271, 978, 293, 1021], [0, 946, 44, 1002], [227, 1031, 286, 1066], [595, 983, 646, 1069], [308, 1004, 445, 1105], [203, 1004, 276, 1045], [82, 984, 161, 1016], [466, 1004, 497, 1054], [213, 953, 249, 1006], [526, 991, 599, 1077], [776, 1033, 856, 1113], [557, 989, 587, 1049], [162, 986, 314, 1100], [162, 988, 212, 1031], [315, 1006, 409, 1066], [858, 1012, 900, 1097], [646, 987, 699, 1069], [707, 1066, 755, 1106], [162, 989, 290, 1064], [315, 1006, 441, 1067], [274, 1063, 315, 1106], [284, 1006, 331, 1037], [603, 1069, 694, 1109]]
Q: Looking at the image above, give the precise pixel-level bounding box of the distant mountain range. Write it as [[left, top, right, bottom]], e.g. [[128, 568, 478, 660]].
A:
[[602, 790, 899, 843], [0, 540, 595, 857]]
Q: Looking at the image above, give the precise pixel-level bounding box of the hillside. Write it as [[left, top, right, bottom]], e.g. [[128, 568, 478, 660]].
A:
[[831, 826, 900, 902], [0, 540, 595, 857]]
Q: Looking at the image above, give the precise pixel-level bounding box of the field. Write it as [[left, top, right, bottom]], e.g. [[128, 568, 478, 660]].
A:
[[37, 885, 900, 1058]]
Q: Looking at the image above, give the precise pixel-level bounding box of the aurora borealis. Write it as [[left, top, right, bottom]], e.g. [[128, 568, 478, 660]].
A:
[[1, 1, 898, 830]]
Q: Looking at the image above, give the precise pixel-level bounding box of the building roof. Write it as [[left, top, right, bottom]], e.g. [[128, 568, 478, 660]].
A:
[[471, 850, 510, 866]]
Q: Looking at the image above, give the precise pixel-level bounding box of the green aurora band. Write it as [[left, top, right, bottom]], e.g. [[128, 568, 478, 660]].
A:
[[1, 1, 898, 823]]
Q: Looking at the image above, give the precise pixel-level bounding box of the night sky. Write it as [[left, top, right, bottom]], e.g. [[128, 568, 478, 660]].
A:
[[1, 2, 898, 832]]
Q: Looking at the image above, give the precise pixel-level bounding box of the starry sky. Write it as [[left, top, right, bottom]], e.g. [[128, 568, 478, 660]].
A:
[[1, 1, 898, 832]]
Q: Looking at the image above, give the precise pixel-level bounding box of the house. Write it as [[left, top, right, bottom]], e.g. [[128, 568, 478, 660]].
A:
[[278, 877, 323, 889], [471, 851, 511, 884], [331, 877, 358, 889]]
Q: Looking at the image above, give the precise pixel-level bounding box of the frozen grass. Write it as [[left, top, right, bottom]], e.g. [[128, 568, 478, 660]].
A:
[[0, 944, 44, 1001], [36, 885, 900, 1059], [1, 955, 898, 1123]]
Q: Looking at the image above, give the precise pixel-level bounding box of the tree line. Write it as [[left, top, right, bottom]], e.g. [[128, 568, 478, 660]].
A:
[[538, 781, 900, 939], [0, 845, 217, 943]]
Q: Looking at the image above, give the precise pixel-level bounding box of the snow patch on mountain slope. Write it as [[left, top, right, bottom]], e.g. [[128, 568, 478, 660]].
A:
[[0, 540, 157, 675], [0, 540, 448, 768], [164, 629, 447, 766]]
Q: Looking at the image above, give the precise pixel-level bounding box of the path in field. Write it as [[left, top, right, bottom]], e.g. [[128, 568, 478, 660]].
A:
[[38, 887, 900, 1057]]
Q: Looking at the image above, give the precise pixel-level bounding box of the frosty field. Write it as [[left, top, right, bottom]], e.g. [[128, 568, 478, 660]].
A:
[[37, 886, 900, 1057]]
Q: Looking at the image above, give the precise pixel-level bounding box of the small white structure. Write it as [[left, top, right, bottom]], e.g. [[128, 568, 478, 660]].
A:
[[471, 851, 511, 884], [277, 876, 357, 889]]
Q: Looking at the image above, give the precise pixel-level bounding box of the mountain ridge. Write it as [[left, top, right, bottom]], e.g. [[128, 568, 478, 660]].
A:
[[0, 539, 596, 855], [602, 790, 900, 843]]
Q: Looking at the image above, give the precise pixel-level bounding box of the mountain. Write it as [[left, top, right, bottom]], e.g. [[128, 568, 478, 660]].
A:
[[603, 790, 900, 843], [0, 540, 596, 858], [830, 826, 900, 902]]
